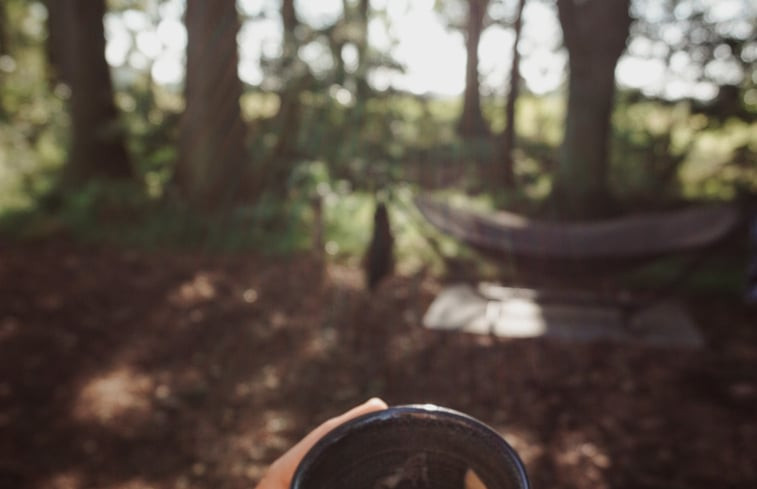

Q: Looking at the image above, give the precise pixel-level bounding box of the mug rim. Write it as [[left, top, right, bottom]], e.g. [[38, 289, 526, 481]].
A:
[[290, 404, 530, 489]]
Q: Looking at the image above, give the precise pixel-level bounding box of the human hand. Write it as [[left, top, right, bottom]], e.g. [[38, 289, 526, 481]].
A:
[[255, 398, 388, 489]]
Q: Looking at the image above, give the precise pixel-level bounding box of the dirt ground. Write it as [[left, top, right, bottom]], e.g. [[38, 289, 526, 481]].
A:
[[1, 240, 755, 489]]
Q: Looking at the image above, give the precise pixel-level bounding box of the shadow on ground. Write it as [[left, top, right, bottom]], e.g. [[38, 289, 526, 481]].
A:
[[0, 240, 755, 489]]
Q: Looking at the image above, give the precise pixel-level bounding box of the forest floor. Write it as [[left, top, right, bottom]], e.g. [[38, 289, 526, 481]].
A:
[[1, 239, 756, 489]]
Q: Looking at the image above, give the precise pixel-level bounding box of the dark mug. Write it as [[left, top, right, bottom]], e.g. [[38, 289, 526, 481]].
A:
[[291, 404, 530, 489]]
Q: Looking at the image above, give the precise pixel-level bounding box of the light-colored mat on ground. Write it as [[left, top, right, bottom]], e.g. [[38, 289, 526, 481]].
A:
[[423, 284, 704, 348]]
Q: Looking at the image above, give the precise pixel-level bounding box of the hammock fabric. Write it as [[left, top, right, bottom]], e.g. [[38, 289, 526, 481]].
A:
[[415, 197, 741, 262]]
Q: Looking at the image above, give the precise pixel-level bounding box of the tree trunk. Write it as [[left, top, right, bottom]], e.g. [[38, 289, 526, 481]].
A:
[[273, 0, 301, 140], [268, 0, 303, 188], [44, 0, 72, 86], [552, 0, 630, 218], [327, 13, 347, 87], [57, 0, 132, 183], [457, 0, 490, 137], [355, 0, 371, 101], [499, 0, 526, 188], [178, 0, 249, 209], [0, 1, 7, 57], [0, 1, 7, 118]]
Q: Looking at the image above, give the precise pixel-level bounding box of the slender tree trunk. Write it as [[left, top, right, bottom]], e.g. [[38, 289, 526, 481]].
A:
[[178, 0, 249, 209], [268, 0, 303, 187], [44, 0, 71, 86], [280, 0, 298, 67], [500, 0, 526, 187], [0, 1, 8, 118], [457, 0, 490, 137], [57, 0, 132, 183], [355, 0, 370, 101], [552, 0, 630, 218], [327, 5, 346, 88], [0, 1, 7, 57], [273, 0, 301, 138]]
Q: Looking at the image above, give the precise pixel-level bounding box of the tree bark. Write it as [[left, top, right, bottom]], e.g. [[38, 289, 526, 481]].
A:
[[273, 0, 301, 139], [499, 0, 526, 187], [0, 1, 8, 118], [552, 0, 630, 218], [0, 1, 8, 57], [268, 0, 304, 188], [457, 0, 490, 137], [44, 0, 72, 86], [178, 0, 250, 209], [56, 0, 133, 183], [355, 0, 371, 101]]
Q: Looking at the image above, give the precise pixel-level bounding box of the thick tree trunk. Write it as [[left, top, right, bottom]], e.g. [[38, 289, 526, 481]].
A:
[[499, 0, 526, 188], [457, 0, 490, 137], [58, 0, 132, 183], [178, 0, 249, 209], [552, 0, 630, 218]]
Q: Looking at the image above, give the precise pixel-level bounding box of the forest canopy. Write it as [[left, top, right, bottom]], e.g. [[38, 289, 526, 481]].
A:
[[0, 0, 755, 250]]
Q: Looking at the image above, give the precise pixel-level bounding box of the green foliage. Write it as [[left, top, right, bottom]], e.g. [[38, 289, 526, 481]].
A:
[[610, 99, 693, 206], [610, 94, 757, 209], [0, 1, 67, 211], [115, 82, 181, 187], [0, 179, 313, 255], [678, 118, 757, 200]]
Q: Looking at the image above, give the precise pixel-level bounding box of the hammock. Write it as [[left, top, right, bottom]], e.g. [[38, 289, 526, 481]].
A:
[[415, 196, 742, 264]]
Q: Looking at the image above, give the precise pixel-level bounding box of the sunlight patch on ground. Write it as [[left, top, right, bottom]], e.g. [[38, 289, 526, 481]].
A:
[[325, 264, 363, 290], [45, 471, 83, 489], [226, 431, 281, 482], [499, 428, 544, 465], [303, 328, 337, 357], [225, 412, 295, 482], [556, 440, 611, 468], [242, 288, 259, 303], [102, 478, 158, 489], [232, 365, 283, 404], [554, 432, 612, 489], [259, 365, 282, 390], [169, 272, 218, 306], [74, 367, 153, 424], [263, 410, 293, 434]]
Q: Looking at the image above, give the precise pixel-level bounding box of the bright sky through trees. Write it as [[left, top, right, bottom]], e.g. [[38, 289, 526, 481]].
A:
[[103, 0, 751, 100]]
